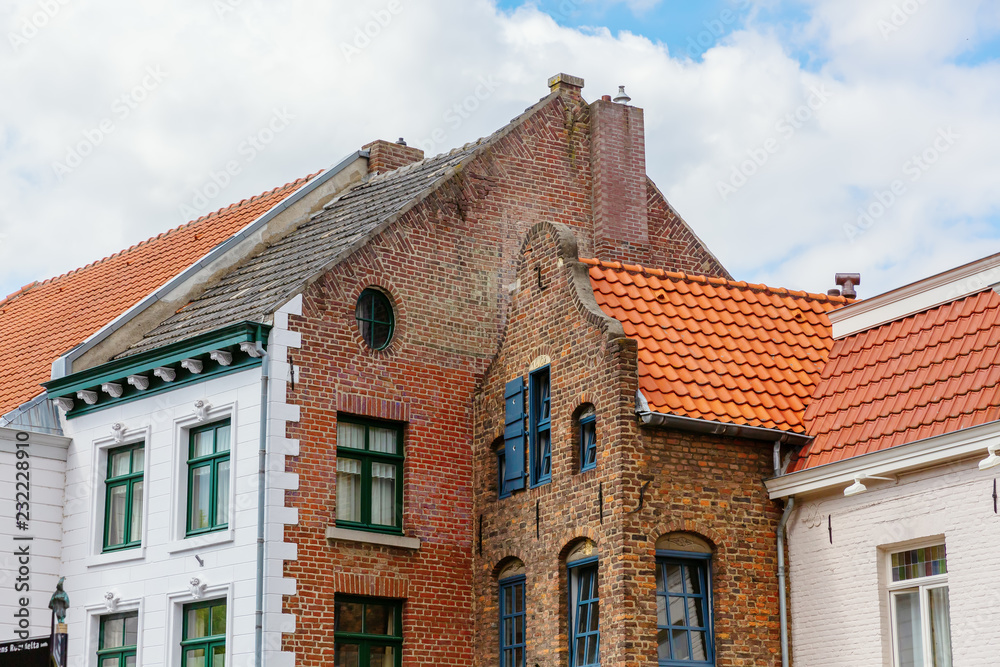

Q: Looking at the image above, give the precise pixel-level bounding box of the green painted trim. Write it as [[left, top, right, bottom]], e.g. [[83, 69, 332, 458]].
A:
[[97, 611, 138, 666], [181, 599, 227, 667], [335, 417, 404, 534], [186, 421, 231, 536], [45, 322, 270, 419], [103, 443, 144, 552], [333, 597, 403, 667]]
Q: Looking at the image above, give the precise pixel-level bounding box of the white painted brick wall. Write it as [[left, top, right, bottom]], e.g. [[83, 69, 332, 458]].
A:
[[787, 456, 1000, 666]]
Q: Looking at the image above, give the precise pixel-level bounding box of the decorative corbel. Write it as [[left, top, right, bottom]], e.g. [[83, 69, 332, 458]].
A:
[[153, 367, 177, 382], [77, 390, 98, 405], [240, 341, 262, 358], [53, 396, 75, 411], [101, 382, 124, 398], [209, 350, 233, 366], [181, 359, 203, 374], [127, 375, 150, 391]]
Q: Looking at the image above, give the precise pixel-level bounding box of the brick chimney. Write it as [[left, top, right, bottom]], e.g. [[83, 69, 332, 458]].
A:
[[363, 139, 424, 174], [589, 92, 649, 264]]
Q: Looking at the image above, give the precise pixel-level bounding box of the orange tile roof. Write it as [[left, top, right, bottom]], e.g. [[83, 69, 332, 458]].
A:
[[0, 174, 318, 416], [794, 288, 1000, 471], [585, 259, 847, 434]]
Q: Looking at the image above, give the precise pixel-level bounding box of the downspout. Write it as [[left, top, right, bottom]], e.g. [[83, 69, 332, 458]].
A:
[[254, 342, 270, 667], [777, 495, 795, 667]]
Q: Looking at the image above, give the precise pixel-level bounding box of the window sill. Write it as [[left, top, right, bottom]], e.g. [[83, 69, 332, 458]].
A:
[[166, 529, 235, 554], [325, 526, 421, 550], [86, 547, 146, 568]]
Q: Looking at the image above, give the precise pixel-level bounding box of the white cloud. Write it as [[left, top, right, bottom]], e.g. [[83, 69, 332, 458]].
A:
[[1, 0, 999, 302]]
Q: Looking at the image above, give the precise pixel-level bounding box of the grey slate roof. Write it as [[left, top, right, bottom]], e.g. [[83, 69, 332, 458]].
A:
[[125, 145, 479, 356]]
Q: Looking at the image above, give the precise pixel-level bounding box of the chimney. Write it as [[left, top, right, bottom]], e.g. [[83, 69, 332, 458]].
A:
[[548, 73, 585, 100], [835, 273, 861, 300], [362, 139, 424, 174], [589, 87, 649, 264]]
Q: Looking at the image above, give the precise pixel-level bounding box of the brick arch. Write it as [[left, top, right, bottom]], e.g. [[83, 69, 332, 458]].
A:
[[646, 521, 728, 574], [491, 554, 527, 580], [332, 572, 408, 599], [556, 528, 601, 562]]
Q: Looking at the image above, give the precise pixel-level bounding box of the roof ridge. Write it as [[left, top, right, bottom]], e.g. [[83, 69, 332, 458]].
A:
[[581, 257, 849, 305], [0, 172, 319, 309]]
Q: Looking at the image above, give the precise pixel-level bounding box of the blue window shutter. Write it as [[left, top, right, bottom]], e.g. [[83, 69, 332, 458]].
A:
[[504, 377, 526, 492]]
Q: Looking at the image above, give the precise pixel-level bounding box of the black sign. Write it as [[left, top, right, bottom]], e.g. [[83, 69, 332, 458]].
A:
[[0, 636, 51, 666]]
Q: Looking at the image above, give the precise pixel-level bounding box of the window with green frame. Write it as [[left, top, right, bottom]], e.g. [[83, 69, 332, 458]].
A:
[[98, 612, 138, 667], [187, 421, 231, 536], [336, 417, 404, 534], [334, 597, 402, 667], [181, 599, 226, 667], [104, 443, 144, 551]]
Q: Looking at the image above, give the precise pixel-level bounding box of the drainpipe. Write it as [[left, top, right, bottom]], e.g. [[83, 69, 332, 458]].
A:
[[254, 342, 270, 667], [777, 496, 795, 667]]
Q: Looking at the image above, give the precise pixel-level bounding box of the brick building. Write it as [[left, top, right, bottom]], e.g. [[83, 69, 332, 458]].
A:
[[1, 72, 851, 666]]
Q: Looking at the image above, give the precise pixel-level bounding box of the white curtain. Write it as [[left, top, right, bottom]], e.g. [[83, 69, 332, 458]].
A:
[[929, 587, 953, 667], [369, 427, 397, 454], [370, 463, 396, 526], [894, 591, 923, 667], [337, 458, 362, 522]]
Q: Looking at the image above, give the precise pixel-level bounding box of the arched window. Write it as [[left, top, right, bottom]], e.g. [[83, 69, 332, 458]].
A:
[[655, 533, 714, 666], [355, 288, 395, 350], [566, 540, 599, 667], [498, 559, 526, 667], [575, 404, 597, 472]]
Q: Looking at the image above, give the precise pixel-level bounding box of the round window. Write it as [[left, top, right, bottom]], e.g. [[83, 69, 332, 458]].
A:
[[355, 288, 395, 350]]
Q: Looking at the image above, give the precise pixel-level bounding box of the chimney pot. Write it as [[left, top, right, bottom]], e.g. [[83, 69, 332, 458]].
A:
[[835, 273, 861, 300], [547, 73, 585, 97], [827, 288, 842, 297], [396, 137, 407, 146], [601, 95, 612, 101], [613, 85, 631, 104]]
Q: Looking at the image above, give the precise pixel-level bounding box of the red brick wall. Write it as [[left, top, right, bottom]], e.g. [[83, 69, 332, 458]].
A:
[[472, 222, 781, 666], [364, 139, 425, 174]]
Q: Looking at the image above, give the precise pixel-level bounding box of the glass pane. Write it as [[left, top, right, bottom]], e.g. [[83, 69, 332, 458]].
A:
[[125, 656, 137, 667], [357, 294, 373, 320], [370, 462, 397, 526], [335, 602, 363, 633], [212, 644, 225, 667], [669, 596, 686, 626], [132, 447, 144, 472], [655, 563, 665, 593], [588, 601, 599, 632], [893, 591, 923, 667], [365, 603, 393, 635], [928, 587, 953, 667], [503, 618, 513, 646], [373, 323, 391, 349], [102, 617, 124, 648], [892, 545, 947, 582], [585, 635, 598, 664], [124, 614, 138, 646], [335, 644, 360, 667], [338, 422, 365, 450], [514, 647, 524, 667], [373, 294, 390, 323], [111, 450, 131, 477], [514, 614, 524, 644], [369, 427, 397, 454], [193, 430, 214, 458], [503, 587, 512, 615], [369, 645, 394, 667], [190, 465, 211, 530], [672, 628, 690, 660], [691, 631, 708, 660], [102, 658, 120, 667], [216, 460, 231, 526], [212, 603, 227, 635], [685, 564, 701, 595], [216, 425, 230, 452], [186, 648, 207, 667], [514, 583, 524, 613], [657, 629, 670, 660], [337, 458, 362, 523], [575, 637, 587, 662], [666, 564, 684, 594], [107, 485, 128, 546], [130, 481, 143, 542], [688, 595, 705, 628], [187, 606, 211, 639], [656, 595, 668, 627]]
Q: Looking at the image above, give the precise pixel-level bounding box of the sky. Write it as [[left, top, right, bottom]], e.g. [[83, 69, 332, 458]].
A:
[[2, 0, 1000, 302]]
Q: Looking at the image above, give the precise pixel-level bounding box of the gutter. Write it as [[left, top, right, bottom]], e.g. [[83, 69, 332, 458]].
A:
[[634, 390, 812, 446], [254, 342, 270, 667], [51, 150, 369, 380], [777, 496, 795, 667]]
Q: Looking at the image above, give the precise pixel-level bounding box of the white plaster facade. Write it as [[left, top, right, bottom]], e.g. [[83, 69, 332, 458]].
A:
[[780, 453, 1000, 666], [0, 296, 303, 667]]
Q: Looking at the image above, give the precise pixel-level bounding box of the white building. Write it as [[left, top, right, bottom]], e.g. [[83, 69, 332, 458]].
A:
[[767, 253, 1000, 667]]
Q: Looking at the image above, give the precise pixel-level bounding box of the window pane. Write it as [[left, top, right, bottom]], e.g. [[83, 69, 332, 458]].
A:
[[130, 481, 143, 542], [687, 596, 705, 628], [111, 451, 131, 477], [685, 564, 701, 595], [369, 645, 394, 667], [216, 425, 230, 452], [187, 605, 211, 639], [669, 596, 686, 626], [514, 583, 524, 613], [125, 657, 137, 667], [216, 460, 230, 526], [335, 645, 359, 667], [335, 602, 364, 633], [370, 462, 396, 527], [893, 591, 923, 667], [107, 485, 128, 546], [691, 630, 708, 660], [102, 617, 124, 648], [190, 465, 212, 530], [185, 648, 207, 667], [365, 603, 393, 635], [656, 594, 668, 627], [369, 427, 397, 454], [212, 644, 225, 667], [666, 564, 684, 594], [193, 430, 214, 458], [372, 323, 391, 349], [657, 629, 670, 660], [132, 447, 144, 472], [892, 545, 947, 582], [373, 295, 391, 323], [102, 658, 120, 667], [672, 628, 690, 660], [337, 458, 362, 523], [338, 423, 365, 450], [928, 587, 953, 667], [124, 614, 138, 646], [212, 603, 227, 635]]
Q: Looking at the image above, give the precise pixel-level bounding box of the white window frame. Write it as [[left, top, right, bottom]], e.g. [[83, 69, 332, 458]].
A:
[[83, 596, 143, 667], [885, 541, 952, 667], [167, 584, 232, 667]]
